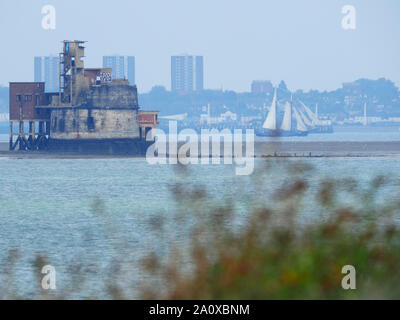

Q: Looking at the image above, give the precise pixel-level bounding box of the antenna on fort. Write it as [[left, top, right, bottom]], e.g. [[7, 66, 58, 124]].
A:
[[59, 40, 88, 106]]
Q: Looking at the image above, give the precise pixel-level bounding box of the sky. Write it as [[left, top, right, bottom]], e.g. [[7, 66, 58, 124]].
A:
[[0, 0, 399, 93]]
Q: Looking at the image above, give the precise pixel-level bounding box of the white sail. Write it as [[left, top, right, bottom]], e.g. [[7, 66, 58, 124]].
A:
[[262, 88, 277, 130], [298, 108, 313, 127], [300, 101, 320, 125], [280, 101, 292, 131], [293, 107, 308, 132]]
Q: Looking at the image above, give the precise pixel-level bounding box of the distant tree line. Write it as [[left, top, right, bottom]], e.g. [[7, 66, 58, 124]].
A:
[[139, 78, 400, 119], [0, 78, 399, 118]]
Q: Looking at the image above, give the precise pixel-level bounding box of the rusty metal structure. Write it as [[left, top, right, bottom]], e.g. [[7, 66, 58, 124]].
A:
[[9, 40, 159, 154], [9, 82, 51, 150]]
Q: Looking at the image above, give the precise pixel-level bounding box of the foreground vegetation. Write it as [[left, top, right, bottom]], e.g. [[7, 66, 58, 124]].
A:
[[141, 160, 400, 299], [1, 159, 400, 299]]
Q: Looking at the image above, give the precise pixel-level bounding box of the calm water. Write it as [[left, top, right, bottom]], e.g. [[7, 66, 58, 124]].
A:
[[0, 157, 400, 298], [255, 126, 400, 142]]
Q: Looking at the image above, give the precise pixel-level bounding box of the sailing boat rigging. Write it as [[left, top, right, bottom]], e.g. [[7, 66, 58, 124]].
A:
[[256, 89, 308, 137], [298, 100, 333, 134]]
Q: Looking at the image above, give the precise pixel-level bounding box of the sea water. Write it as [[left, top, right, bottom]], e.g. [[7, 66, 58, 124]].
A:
[[0, 126, 399, 297], [0, 157, 400, 298]]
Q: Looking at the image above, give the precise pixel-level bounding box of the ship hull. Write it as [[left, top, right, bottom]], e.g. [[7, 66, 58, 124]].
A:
[[256, 129, 308, 137]]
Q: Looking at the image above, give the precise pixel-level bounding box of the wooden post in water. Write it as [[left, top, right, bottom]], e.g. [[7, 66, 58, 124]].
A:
[[9, 121, 13, 150], [19, 120, 24, 150], [28, 121, 33, 149]]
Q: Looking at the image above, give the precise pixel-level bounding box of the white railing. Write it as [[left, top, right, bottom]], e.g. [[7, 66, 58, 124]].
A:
[[0, 113, 9, 123]]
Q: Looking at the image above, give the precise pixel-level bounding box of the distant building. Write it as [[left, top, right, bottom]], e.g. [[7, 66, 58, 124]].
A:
[[251, 80, 273, 94], [127, 56, 135, 86], [103, 55, 135, 85], [171, 55, 203, 92], [199, 104, 237, 125], [34, 56, 59, 92], [34, 57, 42, 82]]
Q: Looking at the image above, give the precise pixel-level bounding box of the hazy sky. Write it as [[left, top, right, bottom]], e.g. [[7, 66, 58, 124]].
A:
[[0, 0, 399, 92]]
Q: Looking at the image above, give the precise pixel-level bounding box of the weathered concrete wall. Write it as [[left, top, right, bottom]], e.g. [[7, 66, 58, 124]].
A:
[[50, 81, 140, 141], [50, 108, 140, 140], [86, 82, 138, 108]]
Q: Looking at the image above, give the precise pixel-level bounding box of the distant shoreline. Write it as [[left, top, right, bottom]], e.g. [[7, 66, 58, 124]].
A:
[[1, 141, 400, 159]]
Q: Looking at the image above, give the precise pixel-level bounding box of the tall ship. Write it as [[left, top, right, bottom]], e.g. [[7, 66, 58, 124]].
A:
[[256, 88, 333, 137], [256, 89, 308, 137]]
